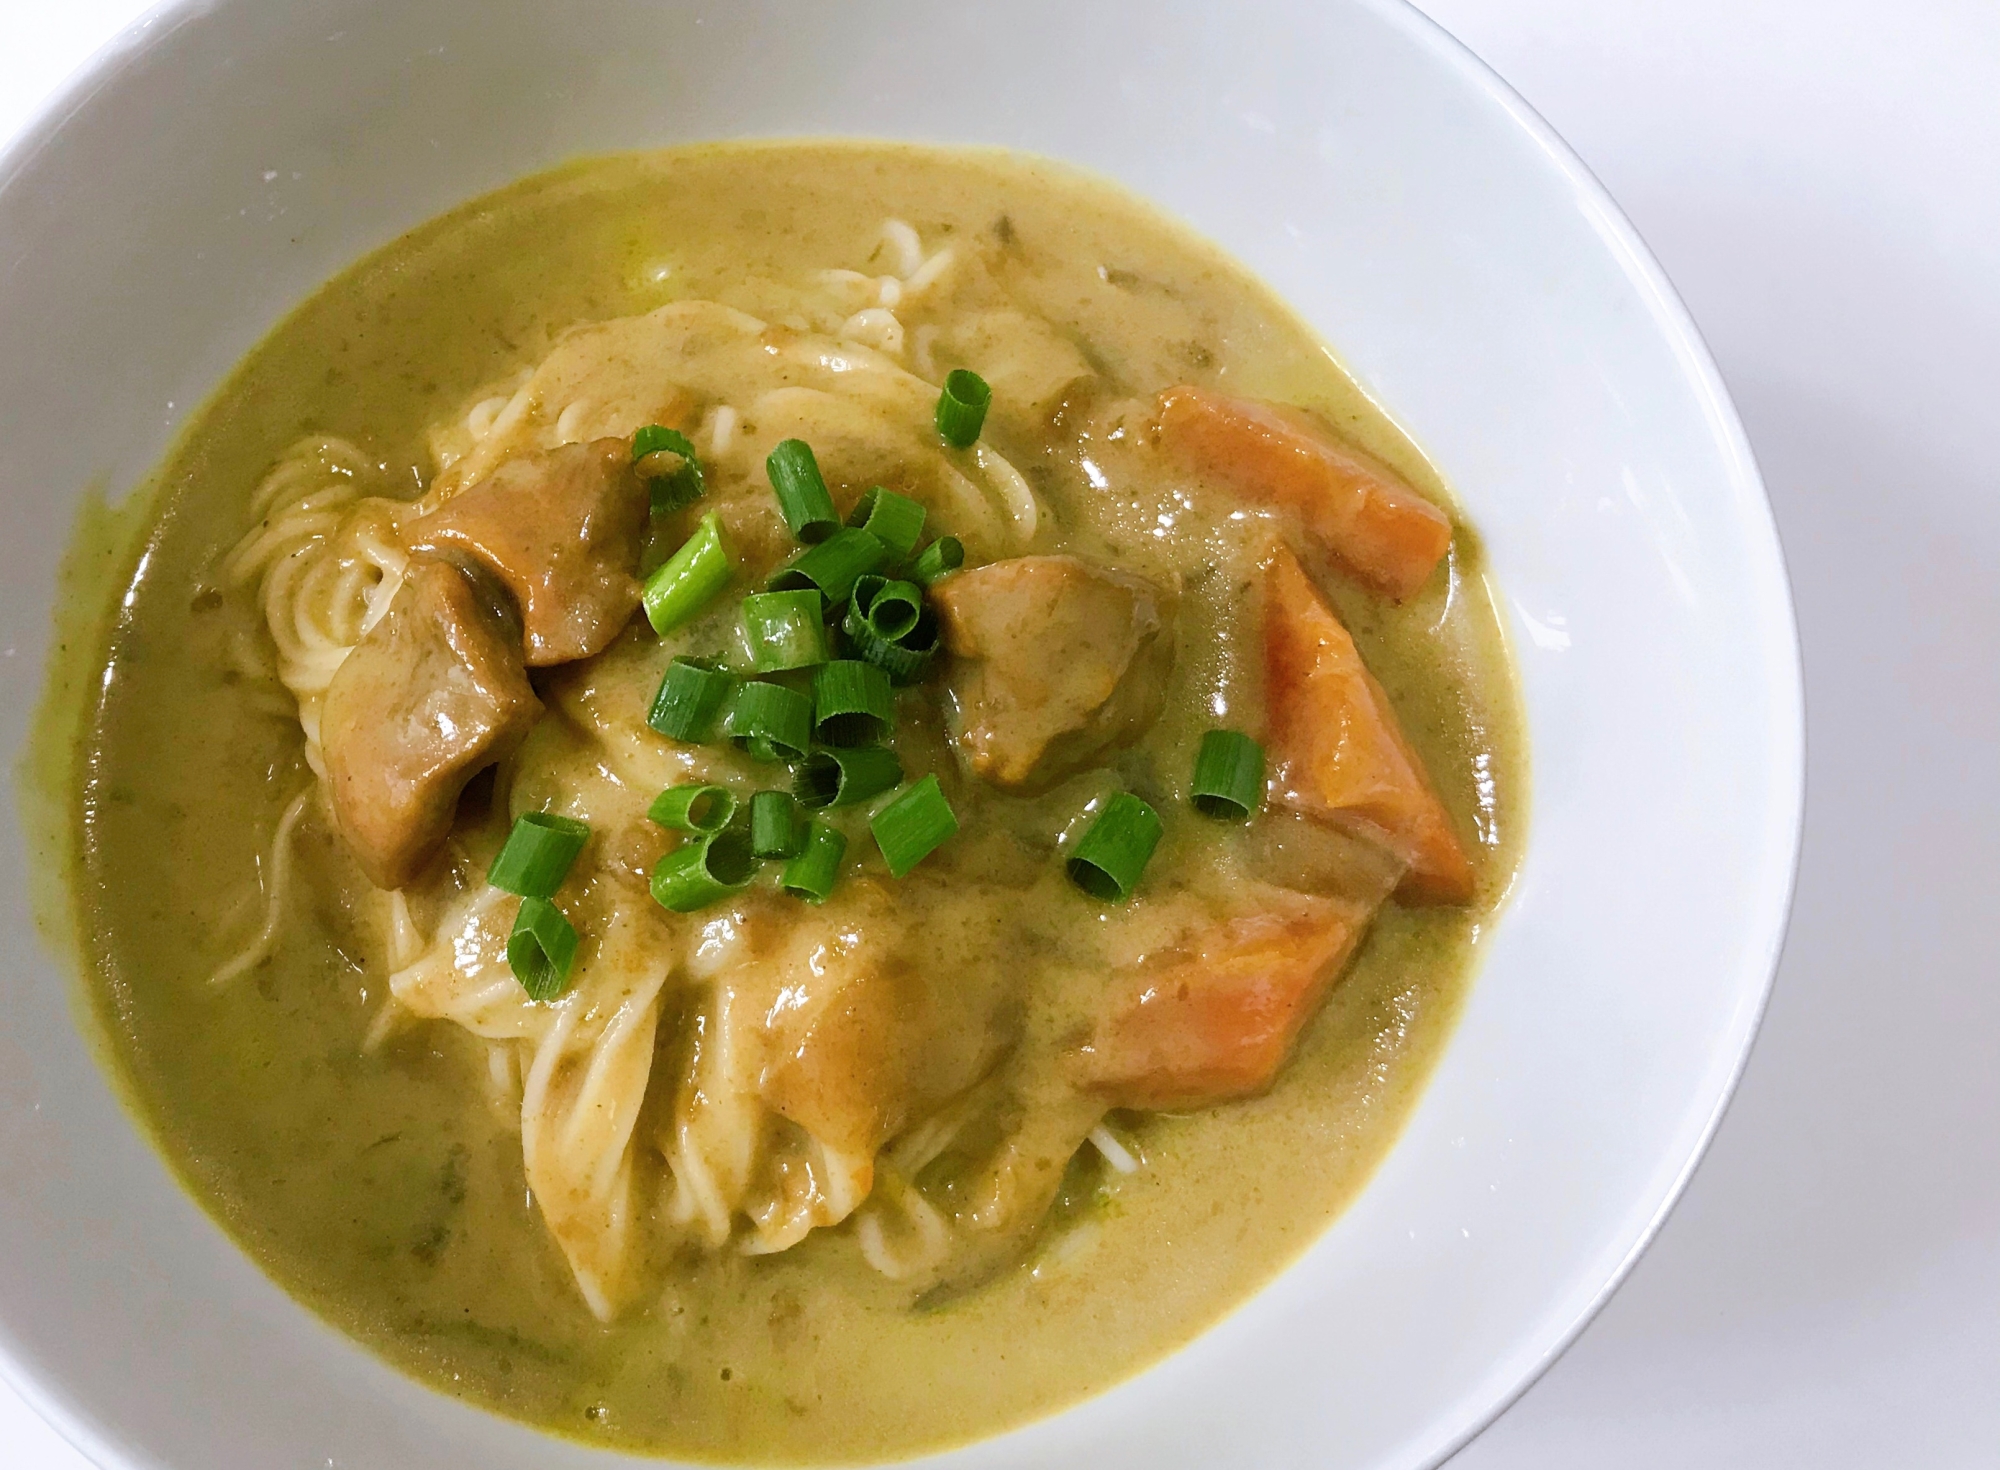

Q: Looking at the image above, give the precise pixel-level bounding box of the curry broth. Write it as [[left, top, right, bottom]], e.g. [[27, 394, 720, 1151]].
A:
[[67, 143, 1523, 1461]]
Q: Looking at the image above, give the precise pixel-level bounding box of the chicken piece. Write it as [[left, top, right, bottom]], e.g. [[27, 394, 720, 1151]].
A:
[[1077, 893, 1372, 1111], [409, 438, 648, 665], [1264, 545, 1474, 903], [1157, 385, 1452, 601], [758, 886, 1019, 1157], [934, 555, 1173, 790], [320, 553, 542, 889]]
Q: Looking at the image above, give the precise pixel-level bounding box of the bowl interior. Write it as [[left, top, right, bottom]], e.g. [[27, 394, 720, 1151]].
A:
[[0, 2, 1800, 1467]]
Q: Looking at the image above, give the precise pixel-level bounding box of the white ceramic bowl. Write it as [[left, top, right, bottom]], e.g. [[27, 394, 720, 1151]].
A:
[[0, 2, 1803, 1466]]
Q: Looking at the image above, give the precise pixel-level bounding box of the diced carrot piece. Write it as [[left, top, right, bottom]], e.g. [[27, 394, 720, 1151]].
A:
[[1157, 385, 1452, 601], [1264, 545, 1475, 904], [1079, 898, 1368, 1111]]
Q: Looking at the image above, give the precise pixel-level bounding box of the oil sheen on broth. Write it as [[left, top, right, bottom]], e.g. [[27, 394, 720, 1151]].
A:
[[67, 143, 1523, 1462]]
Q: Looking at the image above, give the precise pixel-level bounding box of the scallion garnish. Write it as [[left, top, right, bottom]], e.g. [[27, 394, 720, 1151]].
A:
[[846, 487, 927, 563], [811, 660, 895, 746], [908, 535, 965, 587], [487, 812, 590, 898], [934, 369, 992, 448], [870, 774, 958, 877], [507, 896, 579, 1001], [1066, 792, 1163, 901], [1190, 730, 1266, 820], [632, 424, 705, 513], [767, 526, 889, 606], [842, 576, 938, 684], [646, 656, 734, 742], [750, 790, 807, 860], [765, 438, 840, 543], [721, 680, 814, 763], [647, 783, 737, 835], [781, 820, 848, 903], [793, 744, 903, 810], [649, 827, 756, 913], [643, 510, 732, 634], [741, 589, 830, 671], [846, 575, 923, 641]]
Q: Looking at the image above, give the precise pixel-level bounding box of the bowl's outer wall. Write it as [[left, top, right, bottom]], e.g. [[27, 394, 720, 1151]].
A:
[[0, 2, 1801, 1468]]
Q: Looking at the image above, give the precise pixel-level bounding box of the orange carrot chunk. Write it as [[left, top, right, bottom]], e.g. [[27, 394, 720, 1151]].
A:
[[1079, 899, 1368, 1111], [1156, 384, 1452, 601], [1264, 545, 1475, 904]]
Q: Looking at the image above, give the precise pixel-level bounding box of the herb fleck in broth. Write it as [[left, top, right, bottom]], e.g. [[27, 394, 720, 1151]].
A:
[[64, 142, 1524, 1461]]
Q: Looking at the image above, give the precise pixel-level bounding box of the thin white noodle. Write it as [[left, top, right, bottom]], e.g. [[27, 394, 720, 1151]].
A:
[[710, 404, 739, 456], [1088, 1123, 1140, 1175], [481, 378, 538, 449], [911, 323, 941, 382], [554, 398, 591, 442], [975, 443, 1040, 543], [669, 1118, 735, 1246], [209, 785, 313, 988], [854, 1170, 952, 1280], [466, 394, 511, 441], [840, 307, 904, 356], [880, 219, 924, 277], [481, 1043, 521, 1119], [562, 993, 659, 1199], [519, 1000, 583, 1171], [903, 245, 956, 296], [385, 889, 426, 969]]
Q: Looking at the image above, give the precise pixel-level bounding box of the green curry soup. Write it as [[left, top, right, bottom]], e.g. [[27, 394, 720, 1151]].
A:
[[54, 142, 1523, 1462]]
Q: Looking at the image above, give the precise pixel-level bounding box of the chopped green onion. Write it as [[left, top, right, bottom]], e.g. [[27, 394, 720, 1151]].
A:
[[507, 897, 579, 1001], [870, 774, 959, 877], [750, 790, 806, 860], [649, 827, 756, 913], [846, 487, 927, 562], [647, 656, 734, 742], [843, 576, 937, 682], [487, 812, 590, 898], [648, 783, 737, 835], [741, 589, 830, 671], [843, 619, 936, 683], [793, 744, 903, 809], [765, 438, 840, 543], [846, 575, 923, 641], [722, 680, 814, 763], [1066, 792, 1163, 901], [643, 510, 732, 634], [782, 820, 847, 902], [811, 660, 895, 745], [934, 369, 992, 448], [1191, 730, 1266, 820], [908, 536, 965, 587], [767, 527, 888, 606], [632, 424, 704, 513], [842, 578, 938, 684]]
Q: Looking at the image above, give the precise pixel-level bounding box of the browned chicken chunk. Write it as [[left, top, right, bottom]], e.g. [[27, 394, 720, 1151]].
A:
[[933, 555, 1172, 790], [409, 438, 648, 666], [321, 553, 542, 889], [754, 883, 1019, 1158]]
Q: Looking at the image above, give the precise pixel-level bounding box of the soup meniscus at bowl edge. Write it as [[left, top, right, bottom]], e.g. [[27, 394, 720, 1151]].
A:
[[57, 141, 1523, 1462]]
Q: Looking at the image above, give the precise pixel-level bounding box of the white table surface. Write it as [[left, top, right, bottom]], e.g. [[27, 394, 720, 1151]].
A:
[[3, 1, 1995, 1465]]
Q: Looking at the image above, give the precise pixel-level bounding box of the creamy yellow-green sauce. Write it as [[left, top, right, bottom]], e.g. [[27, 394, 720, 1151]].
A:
[[46, 142, 1523, 1462]]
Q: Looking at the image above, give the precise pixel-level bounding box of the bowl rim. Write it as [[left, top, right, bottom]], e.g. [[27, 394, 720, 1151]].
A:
[[1372, 4, 1804, 1464], [0, 1, 1806, 1466]]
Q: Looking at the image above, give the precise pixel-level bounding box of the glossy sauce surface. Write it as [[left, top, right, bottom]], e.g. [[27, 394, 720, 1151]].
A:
[[67, 143, 1523, 1461]]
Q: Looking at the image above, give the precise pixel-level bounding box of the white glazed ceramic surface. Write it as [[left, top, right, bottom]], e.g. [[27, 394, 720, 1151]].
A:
[[0, 2, 1801, 1467]]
